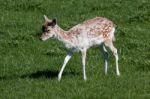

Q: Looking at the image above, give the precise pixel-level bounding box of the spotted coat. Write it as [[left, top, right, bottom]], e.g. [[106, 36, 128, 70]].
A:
[[41, 17, 115, 51]]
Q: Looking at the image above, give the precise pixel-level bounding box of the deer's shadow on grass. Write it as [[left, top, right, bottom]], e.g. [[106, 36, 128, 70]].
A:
[[21, 70, 59, 79], [22, 70, 79, 79], [0, 70, 79, 80]]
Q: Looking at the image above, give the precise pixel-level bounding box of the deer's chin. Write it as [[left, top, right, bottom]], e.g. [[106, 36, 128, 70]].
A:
[[40, 37, 49, 41]]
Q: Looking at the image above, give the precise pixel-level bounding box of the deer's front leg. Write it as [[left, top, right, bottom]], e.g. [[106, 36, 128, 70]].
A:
[[81, 49, 87, 81], [58, 53, 72, 81]]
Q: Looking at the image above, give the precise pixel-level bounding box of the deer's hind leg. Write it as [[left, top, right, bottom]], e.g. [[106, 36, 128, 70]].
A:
[[100, 43, 109, 75], [104, 40, 120, 76]]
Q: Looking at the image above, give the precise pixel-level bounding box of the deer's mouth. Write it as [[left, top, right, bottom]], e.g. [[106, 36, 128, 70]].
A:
[[40, 35, 47, 41]]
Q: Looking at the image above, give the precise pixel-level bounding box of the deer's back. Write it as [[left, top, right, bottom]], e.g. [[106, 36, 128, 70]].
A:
[[69, 17, 114, 39], [66, 17, 115, 49]]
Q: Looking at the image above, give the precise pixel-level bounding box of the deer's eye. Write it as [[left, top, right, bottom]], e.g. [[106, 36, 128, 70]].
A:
[[47, 30, 50, 32]]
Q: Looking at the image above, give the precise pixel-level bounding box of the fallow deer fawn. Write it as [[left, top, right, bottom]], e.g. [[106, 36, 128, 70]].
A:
[[40, 15, 120, 81]]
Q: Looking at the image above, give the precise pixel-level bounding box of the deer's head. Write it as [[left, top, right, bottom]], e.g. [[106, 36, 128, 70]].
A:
[[40, 15, 57, 41]]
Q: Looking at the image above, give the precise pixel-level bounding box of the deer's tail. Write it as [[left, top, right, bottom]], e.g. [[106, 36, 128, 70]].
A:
[[111, 27, 116, 42], [112, 36, 116, 41]]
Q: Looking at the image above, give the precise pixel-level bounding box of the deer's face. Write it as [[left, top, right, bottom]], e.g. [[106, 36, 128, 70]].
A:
[[40, 15, 57, 41]]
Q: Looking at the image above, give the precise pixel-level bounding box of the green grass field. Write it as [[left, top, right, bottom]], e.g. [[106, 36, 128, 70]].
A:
[[0, 0, 150, 98]]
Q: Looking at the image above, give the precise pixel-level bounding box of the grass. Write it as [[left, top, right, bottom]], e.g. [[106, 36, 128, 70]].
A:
[[0, 0, 150, 98]]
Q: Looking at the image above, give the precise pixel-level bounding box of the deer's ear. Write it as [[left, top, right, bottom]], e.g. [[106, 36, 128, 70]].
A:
[[43, 15, 49, 21], [47, 19, 57, 27], [52, 18, 57, 25]]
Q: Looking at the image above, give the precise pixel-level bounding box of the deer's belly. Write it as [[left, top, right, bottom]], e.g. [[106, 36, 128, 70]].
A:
[[65, 36, 104, 52], [65, 39, 89, 51]]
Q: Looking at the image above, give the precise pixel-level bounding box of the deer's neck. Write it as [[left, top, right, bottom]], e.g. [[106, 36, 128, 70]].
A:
[[54, 26, 71, 44]]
